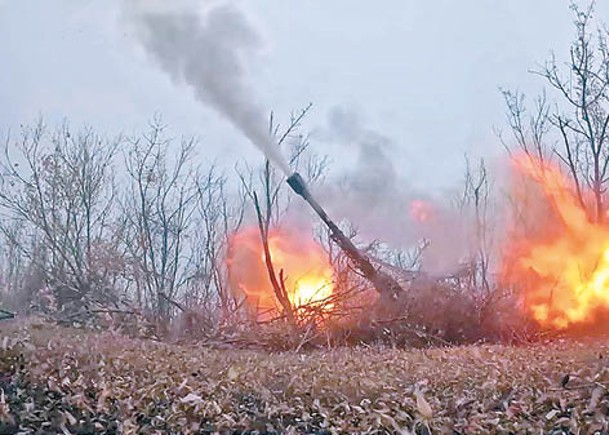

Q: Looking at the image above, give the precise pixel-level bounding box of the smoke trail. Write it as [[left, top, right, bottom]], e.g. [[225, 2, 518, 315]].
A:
[[127, 1, 290, 174]]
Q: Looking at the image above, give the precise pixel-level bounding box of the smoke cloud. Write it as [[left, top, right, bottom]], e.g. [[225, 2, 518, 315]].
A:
[[318, 107, 474, 275], [125, 1, 493, 276], [126, 1, 290, 174]]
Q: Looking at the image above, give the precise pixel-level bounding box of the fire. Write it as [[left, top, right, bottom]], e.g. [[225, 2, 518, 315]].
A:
[[226, 226, 334, 319], [410, 199, 434, 223], [501, 154, 609, 330]]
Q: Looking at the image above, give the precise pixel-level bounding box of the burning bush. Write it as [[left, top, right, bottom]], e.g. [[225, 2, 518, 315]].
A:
[[501, 155, 609, 332]]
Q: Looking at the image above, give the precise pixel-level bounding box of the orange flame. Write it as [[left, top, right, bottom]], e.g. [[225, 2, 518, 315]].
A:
[[226, 226, 334, 319], [410, 199, 435, 223], [501, 154, 609, 330]]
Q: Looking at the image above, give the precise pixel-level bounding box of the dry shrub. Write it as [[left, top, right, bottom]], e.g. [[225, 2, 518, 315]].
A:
[[194, 269, 531, 350], [316, 270, 530, 347], [167, 307, 219, 343], [13, 260, 529, 350], [397, 276, 482, 343], [0, 263, 46, 315]]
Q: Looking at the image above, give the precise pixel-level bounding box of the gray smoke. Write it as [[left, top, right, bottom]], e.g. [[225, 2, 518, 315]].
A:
[[127, 1, 290, 174], [326, 108, 399, 204], [318, 107, 472, 275]]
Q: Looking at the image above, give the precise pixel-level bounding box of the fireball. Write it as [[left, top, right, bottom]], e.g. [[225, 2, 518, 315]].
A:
[[227, 226, 334, 319], [502, 154, 609, 330]]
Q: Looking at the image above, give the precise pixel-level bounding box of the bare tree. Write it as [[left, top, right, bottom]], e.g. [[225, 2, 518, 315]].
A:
[[0, 220, 33, 310], [459, 157, 493, 293], [186, 167, 246, 325], [122, 121, 201, 323], [500, 90, 552, 165], [454, 155, 510, 331], [0, 121, 121, 313], [234, 104, 333, 323], [502, 2, 609, 223]]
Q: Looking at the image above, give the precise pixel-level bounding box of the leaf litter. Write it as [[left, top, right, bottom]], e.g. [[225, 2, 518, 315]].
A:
[[1, 320, 609, 433]]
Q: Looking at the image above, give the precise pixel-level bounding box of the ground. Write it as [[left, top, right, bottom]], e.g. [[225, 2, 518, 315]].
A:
[[1, 319, 609, 434]]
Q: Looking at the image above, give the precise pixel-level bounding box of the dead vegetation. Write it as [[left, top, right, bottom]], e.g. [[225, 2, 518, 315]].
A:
[[0, 319, 608, 433], [2, 3, 609, 432]]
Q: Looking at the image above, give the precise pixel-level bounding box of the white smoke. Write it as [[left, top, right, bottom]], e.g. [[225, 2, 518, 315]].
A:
[[126, 1, 290, 174]]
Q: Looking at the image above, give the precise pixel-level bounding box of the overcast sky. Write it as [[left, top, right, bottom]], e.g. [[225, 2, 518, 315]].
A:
[[1, 0, 606, 193]]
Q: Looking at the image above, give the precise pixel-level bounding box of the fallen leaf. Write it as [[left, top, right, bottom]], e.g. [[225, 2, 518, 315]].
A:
[[228, 366, 239, 380], [415, 390, 433, 420], [588, 386, 604, 412], [64, 410, 77, 426], [180, 392, 203, 404], [545, 409, 559, 420]]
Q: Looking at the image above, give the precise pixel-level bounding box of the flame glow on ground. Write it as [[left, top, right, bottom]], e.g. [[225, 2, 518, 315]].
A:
[[227, 227, 334, 319], [502, 155, 609, 330]]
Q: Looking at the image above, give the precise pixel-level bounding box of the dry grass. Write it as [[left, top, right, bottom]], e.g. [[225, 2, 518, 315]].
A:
[[2, 319, 609, 433]]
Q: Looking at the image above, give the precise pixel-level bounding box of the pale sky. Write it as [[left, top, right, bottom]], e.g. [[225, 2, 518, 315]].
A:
[[1, 0, 606, 193]]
